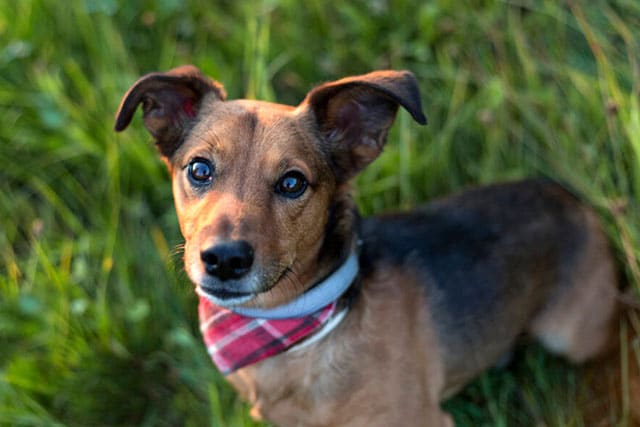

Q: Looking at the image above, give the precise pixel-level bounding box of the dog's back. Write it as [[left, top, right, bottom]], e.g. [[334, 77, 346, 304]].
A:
[[359, 179, 618, 396]]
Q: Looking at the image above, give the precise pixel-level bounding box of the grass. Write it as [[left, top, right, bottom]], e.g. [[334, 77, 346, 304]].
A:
[[0, 0, 639, 425]]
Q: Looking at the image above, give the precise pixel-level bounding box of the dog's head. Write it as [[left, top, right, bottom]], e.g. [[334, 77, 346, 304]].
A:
[[115, 66, 425, 309]]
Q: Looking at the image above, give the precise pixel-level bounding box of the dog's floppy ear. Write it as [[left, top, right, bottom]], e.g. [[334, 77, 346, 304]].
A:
[[114, 65, 226, 158], [301, 70, 426, 181]]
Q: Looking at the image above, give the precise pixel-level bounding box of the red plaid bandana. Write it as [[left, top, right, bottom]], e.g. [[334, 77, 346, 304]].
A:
[[199, 296, 337, 375]]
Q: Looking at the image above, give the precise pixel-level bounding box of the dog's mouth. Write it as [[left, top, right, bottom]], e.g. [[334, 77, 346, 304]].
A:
[[196, 285, 255, 307], [184, 237, 295, 308], [205, 287, 252, 300], [195, 266, 289, 308]]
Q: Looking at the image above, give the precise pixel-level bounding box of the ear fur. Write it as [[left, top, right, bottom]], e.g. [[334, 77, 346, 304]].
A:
[[301, 70, 426, 180], [114, 65, 226, 158]]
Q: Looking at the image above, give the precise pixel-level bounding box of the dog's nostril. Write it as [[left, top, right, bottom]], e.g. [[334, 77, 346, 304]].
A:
[[229, 257, 243, 272], [200, 240, 254, 281], [201, 252, 219, 269]]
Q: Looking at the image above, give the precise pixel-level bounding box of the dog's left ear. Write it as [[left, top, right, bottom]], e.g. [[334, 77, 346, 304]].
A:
[[301, 70, 426, 180]]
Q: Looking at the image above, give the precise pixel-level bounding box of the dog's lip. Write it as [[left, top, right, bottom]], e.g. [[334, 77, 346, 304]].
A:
[[196, 285, 255, 307], [203, 287, 252, 300]]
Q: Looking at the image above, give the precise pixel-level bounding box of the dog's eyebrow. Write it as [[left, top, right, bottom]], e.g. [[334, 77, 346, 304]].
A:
[[187, 127, 222, 152], [172, 128, 222, 168]]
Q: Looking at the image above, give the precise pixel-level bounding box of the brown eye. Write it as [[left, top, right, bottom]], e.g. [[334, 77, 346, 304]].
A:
[[187, 158, 214, 186], [275, 171, 308, 199]]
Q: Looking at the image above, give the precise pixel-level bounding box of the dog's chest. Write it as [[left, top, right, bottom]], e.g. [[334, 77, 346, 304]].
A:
[[226, 275, 447, 426]]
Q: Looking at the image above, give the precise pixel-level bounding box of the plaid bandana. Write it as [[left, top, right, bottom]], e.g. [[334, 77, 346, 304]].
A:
[[199, 296, 337, 375]]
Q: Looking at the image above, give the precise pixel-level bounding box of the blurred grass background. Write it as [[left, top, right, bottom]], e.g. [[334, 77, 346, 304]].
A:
[[0, 0, 639, 425]]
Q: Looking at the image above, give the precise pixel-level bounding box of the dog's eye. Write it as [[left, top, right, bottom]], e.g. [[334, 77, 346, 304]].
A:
[[275, 171, 308, 199], [187, 158, 214, 186]]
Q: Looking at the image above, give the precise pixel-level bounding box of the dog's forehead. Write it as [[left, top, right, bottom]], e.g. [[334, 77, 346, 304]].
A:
[[174, 97, 322, 172], [187, 98, 298, 148], [200, 97, 295, 129]]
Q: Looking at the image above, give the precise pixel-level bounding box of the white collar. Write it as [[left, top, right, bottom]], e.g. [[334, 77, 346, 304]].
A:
[[230, 252, 359, 320]]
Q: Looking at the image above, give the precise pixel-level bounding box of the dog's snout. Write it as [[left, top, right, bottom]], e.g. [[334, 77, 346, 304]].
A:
[[200, 240, 254, 281]]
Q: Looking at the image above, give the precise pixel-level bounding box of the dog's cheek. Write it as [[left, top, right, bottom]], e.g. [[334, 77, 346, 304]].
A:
[[172, 176, 194, 240], [292, 187, 333, 267]]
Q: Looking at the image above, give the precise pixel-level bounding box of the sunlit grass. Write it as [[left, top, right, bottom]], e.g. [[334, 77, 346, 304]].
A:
[[1, 0, 638, 425]]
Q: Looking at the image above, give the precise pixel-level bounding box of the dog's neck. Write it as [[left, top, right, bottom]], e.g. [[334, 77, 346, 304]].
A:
[[198, 250, 360, 374]]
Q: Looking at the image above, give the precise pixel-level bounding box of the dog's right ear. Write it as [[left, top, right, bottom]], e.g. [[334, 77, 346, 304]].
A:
[[300, 70, 426, 182], [114, 65, 226, 158]]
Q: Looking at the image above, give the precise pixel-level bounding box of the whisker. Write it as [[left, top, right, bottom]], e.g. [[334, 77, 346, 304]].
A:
[[280, 263, 308, 310], [171, 242, 186, 257]]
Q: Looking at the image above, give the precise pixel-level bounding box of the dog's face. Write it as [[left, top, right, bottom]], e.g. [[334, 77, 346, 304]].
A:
[[169, 99, 339, 308], [115, 66, 425, 309]]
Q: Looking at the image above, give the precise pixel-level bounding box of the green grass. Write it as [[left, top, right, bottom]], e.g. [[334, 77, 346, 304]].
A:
[[1, 0, 639, 425]]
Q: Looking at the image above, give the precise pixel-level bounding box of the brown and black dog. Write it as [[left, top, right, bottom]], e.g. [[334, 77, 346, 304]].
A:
[[115, 66, 620, 426]]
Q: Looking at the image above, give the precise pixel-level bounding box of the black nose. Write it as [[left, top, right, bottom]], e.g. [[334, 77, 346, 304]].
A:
[[200, 240, 254, 281]]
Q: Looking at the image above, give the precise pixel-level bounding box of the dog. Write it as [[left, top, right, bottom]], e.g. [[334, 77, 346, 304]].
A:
[[115, 66, 619, 426]]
